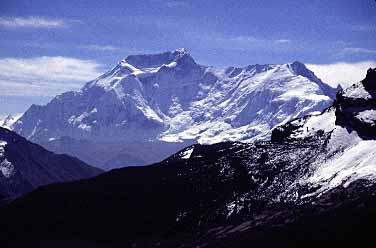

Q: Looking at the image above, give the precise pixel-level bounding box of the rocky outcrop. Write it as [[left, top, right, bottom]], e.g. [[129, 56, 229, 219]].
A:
[[334, 68, 376, 138], [272, 68, 376, 141]]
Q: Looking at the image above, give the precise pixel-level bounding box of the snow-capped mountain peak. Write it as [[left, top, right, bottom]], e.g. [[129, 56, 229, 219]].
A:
[[85, 48, 200, 92], [122, 47, 194, 70], [12, 49, 337, 169]]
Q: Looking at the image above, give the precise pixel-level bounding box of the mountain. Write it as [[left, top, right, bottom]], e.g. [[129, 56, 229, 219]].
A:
[[0, 127, 102, 198], [272, 67, 376, 191], [12, 49, 337, 169], [0, 113, 22, 130], [0, 68, 374, 247]]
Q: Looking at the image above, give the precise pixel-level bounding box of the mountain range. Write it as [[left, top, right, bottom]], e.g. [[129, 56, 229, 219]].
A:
[[11, 48, 338, 170], [1, 68, 375, 247], [0, 126, 102, 199]]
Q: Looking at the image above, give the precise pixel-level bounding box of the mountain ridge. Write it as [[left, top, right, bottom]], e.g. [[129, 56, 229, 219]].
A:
[[12, 49, 337, 169], [0, 127, 103, 197], [0, 68, 375, 247]]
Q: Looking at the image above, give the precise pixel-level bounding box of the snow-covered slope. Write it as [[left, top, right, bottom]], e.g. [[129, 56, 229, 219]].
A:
[[272, 68, 376, 194], [12, 49, 337, 169], [0, 113, 22, 130]]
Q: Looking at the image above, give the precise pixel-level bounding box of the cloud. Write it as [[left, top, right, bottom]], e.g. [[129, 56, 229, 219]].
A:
[[340, 47, 376, 55], [151, 0, 188, 8], [191, 32, 261, 50], [189, 31, 295, 52], [82, 44, 120, 51], [227, 35, 259, 43], [274, 39, 290, 44], [329, 24, 376, 33], [0, 57, 103, 96], [307, 61, 376, 88], [166, 1, 188, 8], [347, 24, 376, 32], [0, 16, 72, 29]]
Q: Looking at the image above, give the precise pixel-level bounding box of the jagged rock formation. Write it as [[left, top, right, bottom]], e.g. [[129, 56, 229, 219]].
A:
[[334, 67, 376, 137]]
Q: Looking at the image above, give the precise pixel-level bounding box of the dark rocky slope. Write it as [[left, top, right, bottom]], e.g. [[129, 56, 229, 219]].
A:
[[0, 68, 375, 247], [0, 127, 102, 197], [0, 141, 373, 248]]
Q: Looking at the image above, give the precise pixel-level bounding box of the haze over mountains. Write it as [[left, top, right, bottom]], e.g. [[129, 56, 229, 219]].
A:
[[0, 127, 102, 199], [11, 49, 338, 170], [1, 68, 375, 248]]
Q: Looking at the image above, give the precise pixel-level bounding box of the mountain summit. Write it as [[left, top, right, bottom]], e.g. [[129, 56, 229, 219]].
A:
[[12, 49, 337, 169], [123, 47, 192, 69]]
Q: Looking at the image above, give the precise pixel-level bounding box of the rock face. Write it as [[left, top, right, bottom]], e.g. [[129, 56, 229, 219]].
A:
[[0, 69, 375, 247], [12, 49, 336, 169], [334, 67, 376, 137], [0, 127, 102, 197]]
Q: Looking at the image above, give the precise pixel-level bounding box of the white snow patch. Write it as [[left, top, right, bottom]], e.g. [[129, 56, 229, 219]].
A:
[[0, 140, 7, 157], [0, 113, 23, 130], [164, 61, 177, 68], [68, 108, 97, 131], [121, 61, 142, 74], [356, 110, 376, 124], [343, 82, 372, 99], [225, 197, 245, 218], [0, 140, 14, 178], [326, 126, 363, 154], [78, 123, 92, 131], [291, 108, 336, 138], [277, 90, 330, 102], [308, 140, 376, 192], [226, 201, 236, 217], [300, 125, 372, 196], [181, 148, 194, 159]]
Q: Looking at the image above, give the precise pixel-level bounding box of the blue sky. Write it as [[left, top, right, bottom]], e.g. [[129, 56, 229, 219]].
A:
[[0, 0, 376, 114]]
